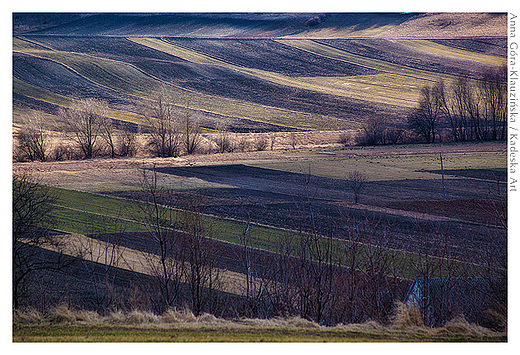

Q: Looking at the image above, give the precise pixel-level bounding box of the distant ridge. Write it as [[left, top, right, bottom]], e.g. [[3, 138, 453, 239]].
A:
[[12, 12, 507, 39]]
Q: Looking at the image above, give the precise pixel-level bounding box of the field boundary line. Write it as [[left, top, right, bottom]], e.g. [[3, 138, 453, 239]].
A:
[[51, 188, 483, 273], [130, 37, 411, 111]]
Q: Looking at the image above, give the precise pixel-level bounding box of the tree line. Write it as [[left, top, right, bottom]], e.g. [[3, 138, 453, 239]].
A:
[[14, 91, 281, 163], [356, 66, 507, 146]]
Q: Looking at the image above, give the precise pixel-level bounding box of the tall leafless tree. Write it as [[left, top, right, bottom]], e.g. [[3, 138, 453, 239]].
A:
[[177, 194, 222, 316], [182, 107, 202, 155], [15, 112, 49, 162], [234, 197, 271, 318], [60, 98, 108, 159], [450, 77, 472, 141], [12, 171, 64, 309], [408, 84, 442, 143], [133, 165, 183, 312], [100, 116, 116, 158], [72, 212, 127, 313], [292, 173, 336, 324], [213, 123, 234, 153], [358, 116, 386, 146], [140, 92, 182, 157], [117, 123, 139, 157], [347, 170, 367, 204], [479, 66, 507, 141]]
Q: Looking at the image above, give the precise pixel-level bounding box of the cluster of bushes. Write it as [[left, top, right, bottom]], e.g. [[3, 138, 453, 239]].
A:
[[353, 116, 410, 146], [14, 99, 140, 162]]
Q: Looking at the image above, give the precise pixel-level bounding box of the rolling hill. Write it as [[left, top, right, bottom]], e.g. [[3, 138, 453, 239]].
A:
[[13, 12, 506, 39], [12, 12, 507, 133]]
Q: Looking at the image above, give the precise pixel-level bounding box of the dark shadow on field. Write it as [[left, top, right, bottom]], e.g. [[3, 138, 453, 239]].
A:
[[155, 164, 503, 203], [18, 243, 244, 315], [134, 164, 507, 261], [425, 168, 507, 182], [155, 164, 351, 201]]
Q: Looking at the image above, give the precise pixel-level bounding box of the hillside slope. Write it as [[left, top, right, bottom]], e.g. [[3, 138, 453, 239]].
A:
[[12, 12, 508, 134], [13, 12, 507, 38]]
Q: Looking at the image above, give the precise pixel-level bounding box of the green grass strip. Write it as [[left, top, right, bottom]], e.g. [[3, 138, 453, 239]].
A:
[[13, 324, 506, 342], [46, 186, 479, 280]]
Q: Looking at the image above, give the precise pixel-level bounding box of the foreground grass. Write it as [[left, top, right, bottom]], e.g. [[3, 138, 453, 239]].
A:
[[13, 324, 506, 342], [13, 307, 506, 343]]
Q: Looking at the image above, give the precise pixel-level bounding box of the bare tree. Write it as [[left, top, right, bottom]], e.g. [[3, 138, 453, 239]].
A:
[[479, 66, 507, 141], [15, 112, 49, 162], [254, 135, 268, 151], [100, 116, 116, 158], [269, 132, 277, 151], [357, 116, 387, 146], [213, 123, 234, 153], [290, 132, 297, 150], [435, 79, 463, 142], [12, 171, 64, 309], [117, 124, 139, 157], [236, 135, 252, 152], [133, 165, 183, 312], [450, 77, 472, 141], [177, 194, 221, 316], [60, 98, 108, 159], [182, 109, 202, 155], [140, 92, 182, 157], [234, 198, 271, 318], [291, 172, 336, 324], [72, 212, 127, 313], [347, 170, 366, 204], [408, 84, 442, 143], [473, 181, 507, 329]]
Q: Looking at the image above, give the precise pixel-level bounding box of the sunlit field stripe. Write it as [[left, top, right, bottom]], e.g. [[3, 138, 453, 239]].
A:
[[13, 77, 144, 125], [15, 46, 351, 130], [129, 38, 420, 109], [131, 37, 468, 109], [394, 39, 507, 67], [35, 232, 256, 296]]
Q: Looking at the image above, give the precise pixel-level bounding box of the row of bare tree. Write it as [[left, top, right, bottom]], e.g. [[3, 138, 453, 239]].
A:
[[408, 66, 507, 143], [15, 93, 285, 162], [15, 92, 204, 162], [354, 67, 507, 146]]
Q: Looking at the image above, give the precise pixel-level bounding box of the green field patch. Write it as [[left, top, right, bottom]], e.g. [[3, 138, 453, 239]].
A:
[[297, 74, 427, 108], [13, 77, 73, 108], [48, 187, 284, 250], [275, 39, 450, 81], [46, 186, 475, 280], [14, 77, 143, 126], [13, 323, 505, 342]]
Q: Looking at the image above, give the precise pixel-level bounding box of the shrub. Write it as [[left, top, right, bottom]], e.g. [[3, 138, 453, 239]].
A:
[[254, 136, 268, 151], [390, 302, 424, 329], [47, 304, 77, 324]]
